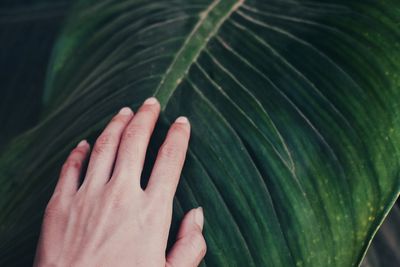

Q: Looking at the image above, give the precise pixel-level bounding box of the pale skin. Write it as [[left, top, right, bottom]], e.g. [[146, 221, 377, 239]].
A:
[[34, 97, 206, 267]]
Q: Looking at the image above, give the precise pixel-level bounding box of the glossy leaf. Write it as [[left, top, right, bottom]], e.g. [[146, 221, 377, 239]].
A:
[[1, 0, 400, 266]]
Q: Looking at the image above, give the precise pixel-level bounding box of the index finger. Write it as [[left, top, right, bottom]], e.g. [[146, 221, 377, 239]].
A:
[[145, 116, 190, 201]]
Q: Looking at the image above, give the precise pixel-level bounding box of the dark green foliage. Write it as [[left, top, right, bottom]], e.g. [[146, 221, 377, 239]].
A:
[[0, 1, 399, 266]]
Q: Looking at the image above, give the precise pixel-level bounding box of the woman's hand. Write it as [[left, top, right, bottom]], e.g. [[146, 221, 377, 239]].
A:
[[34, 97, 206, 267]]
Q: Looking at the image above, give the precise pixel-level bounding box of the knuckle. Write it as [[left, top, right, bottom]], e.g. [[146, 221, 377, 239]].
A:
[[200, 236, 207, 257], [189, 232, 207, 256], [140, 104, 159, 117], [159, 143, 182, 161], [170, 123, 189, 138], [105, 185, 131, 211], [110, 115, 129, 127], [110, 194, 129, 211], [45, 196, 67, 218], [71, 194, 85, 211], [60, 160, 81, 179], [60, 163, 68, 176], [123, 124, 147, 140], [119, 143, 139, 158], [152, 189, 170, 203], [147, 193, 172, 213], [45, 197, 59, 212], [139, 207, 159, 227], [62, 148, 86, 169], [93, 133, 116, 154], [71, 147, 85, 157], [151, 186, 175, 206], [111, 114, 124, 123], [63, 159, 82, 171]]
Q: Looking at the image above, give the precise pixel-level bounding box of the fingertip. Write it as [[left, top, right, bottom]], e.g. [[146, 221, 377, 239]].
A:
[[142, 97, 161, 116], [175, 116, 189, 124], [169, 116, 191, 140], [76, 139, 88, 148], [118, 107, 133, 116], [175, 116, 191, 133], [143, 97, 159, 106]]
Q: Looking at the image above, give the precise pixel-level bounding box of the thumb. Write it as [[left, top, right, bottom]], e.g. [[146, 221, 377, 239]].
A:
[[166, 207, 207, 267]]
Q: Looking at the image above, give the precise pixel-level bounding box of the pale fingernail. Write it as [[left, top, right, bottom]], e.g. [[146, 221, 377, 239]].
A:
[[144, 97, 158, 105], [175, 116, 189, 124], [194, 207, 204, 230], [119, 107, 132, 115], [77, 140, 87, 147]]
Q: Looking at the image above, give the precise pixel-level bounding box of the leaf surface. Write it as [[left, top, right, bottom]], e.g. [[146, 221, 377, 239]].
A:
[[1, 1, 400, 266]]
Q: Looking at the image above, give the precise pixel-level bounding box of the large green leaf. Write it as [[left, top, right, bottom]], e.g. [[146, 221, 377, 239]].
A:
[[1, 0, 400, 266]]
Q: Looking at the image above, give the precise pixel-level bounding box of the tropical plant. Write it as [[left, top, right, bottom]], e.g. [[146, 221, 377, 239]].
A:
[[0, 0, 399, 266]]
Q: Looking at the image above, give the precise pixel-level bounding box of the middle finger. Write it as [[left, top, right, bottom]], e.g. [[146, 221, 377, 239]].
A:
[[110, 97, 160, 188]]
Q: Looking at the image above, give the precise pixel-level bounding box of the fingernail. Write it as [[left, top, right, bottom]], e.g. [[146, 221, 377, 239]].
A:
[[77, 140, 87, 147], [194, 207, 204, 230], [144, 97, 158, 105], [175, 116, 189, 124], [119, 107, 132, 115]]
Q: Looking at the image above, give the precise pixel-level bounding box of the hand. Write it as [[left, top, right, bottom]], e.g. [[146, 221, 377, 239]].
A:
[[34, 97, 206, 267]]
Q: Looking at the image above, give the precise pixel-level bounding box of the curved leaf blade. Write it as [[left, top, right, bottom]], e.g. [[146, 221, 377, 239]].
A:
[[1, 1, 400, 266]]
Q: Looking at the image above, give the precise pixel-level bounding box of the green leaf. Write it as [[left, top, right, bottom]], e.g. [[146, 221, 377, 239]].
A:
[[1, 0, 400, 266]]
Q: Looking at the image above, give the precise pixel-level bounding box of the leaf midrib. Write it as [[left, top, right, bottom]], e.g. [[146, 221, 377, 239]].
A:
[[153, 0, 244, 109]]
